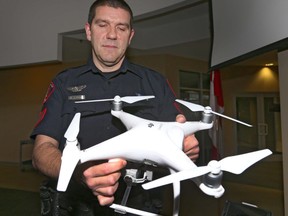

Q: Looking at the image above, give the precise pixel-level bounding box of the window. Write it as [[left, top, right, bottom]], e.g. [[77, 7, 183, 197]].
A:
[[179, 70, 210, 106], [179, 70, 211, 165]]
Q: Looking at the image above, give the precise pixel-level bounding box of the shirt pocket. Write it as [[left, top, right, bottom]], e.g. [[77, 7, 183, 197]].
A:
[[62, 100, 112, 118]]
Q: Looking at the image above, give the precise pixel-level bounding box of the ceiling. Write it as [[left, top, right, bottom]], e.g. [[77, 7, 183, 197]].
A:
[[63, 0, 278, 67]]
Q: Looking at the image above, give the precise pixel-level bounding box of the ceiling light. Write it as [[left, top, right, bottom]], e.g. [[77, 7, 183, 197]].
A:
[[265, 63, 274, 66]]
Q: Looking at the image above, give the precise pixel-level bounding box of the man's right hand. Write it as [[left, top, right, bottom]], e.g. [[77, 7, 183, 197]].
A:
[[82, 159, 127, 206]]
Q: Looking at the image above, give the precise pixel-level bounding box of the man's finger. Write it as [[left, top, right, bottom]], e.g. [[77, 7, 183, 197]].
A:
[[83, 159, 127, 177], [176, 114, 186, 123], [97, 194, 115, 206]]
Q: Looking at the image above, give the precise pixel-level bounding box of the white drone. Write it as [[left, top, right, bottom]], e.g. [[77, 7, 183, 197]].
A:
[[57, 95, 272, 216]]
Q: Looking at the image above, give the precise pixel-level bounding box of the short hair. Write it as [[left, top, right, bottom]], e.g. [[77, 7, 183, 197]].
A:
[[88, 0, 134, 27]]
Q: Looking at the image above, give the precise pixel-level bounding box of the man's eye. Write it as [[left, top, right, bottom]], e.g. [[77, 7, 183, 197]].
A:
[[118, 26, 128, 31], [98, 23, 107, 27]]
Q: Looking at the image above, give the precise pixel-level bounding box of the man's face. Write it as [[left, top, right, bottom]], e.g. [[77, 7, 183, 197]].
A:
[[85, 6, 134, 71]]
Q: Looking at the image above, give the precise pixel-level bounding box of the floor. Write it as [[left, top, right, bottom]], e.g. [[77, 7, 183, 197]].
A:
[[0, 187, 41, 216], [0, 162, 46, 216], [0, 162, 46, 192]]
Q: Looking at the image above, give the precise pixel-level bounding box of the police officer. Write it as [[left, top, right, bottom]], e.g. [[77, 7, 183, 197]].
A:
[[31, 0, 200, 215]]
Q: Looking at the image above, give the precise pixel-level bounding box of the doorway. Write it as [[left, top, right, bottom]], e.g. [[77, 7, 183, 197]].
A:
[[236, 94, 282, 154]]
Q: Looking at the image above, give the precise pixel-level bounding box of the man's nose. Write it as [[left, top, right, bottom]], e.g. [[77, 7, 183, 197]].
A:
[[107, 27, 117, 39]]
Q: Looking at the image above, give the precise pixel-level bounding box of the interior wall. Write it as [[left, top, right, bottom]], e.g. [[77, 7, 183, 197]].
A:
[[0, 61, 85, 162], [278, 50, 288, 216], [219, 65, 283, 215], [220, 65, 279, 156], [0, 0, 190, 67], [129, 54, 209, 95]]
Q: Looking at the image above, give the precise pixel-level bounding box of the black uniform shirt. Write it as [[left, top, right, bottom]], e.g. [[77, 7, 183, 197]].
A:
[[31, 58, 181, 151]]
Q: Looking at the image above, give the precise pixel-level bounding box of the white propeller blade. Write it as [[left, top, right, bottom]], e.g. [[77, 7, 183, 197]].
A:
[[219, 149, 272, 174], [209, 110, 252, 127], [75, 95, 155, 104], [121, 95, 155, 103], [64, 113, 81, 142], [142, 149, 272, 190], [142, 166, 211, 190], [57, 113, 81, 191], [57, 142, 80, 191], [176, 99, 204, 112], [176, 99, 252, 127], [110, 204, 161, 216]]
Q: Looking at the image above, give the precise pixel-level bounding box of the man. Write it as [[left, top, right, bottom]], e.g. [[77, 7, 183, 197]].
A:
[[31, 0, 199, 215]]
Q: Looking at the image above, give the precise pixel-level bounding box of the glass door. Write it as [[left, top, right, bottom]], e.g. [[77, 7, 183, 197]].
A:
[[236, 94, 282, 154]]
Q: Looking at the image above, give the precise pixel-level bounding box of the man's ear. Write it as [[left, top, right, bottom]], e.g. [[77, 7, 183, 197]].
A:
[[128, 28, 135, 45], [85, 23, 92, 41]]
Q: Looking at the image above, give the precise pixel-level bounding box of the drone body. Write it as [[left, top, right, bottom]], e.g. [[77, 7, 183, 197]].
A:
[[81, 110, 212, 168], [57, 95, 272, 216]]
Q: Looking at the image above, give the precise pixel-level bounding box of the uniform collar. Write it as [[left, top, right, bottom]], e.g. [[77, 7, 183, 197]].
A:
[[78, 57, 143, 79]]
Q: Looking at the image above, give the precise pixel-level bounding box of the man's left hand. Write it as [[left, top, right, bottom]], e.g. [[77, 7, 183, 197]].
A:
[[176, 114, 200, 162]]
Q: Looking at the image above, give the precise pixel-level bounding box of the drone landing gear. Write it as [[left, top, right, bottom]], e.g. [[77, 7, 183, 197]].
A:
[[121, 169, 152, 207], [113, 169, 155, 215]]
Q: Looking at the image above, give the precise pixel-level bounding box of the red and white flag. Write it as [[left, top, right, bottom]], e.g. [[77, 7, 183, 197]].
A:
[[209, 70, 224, 160]]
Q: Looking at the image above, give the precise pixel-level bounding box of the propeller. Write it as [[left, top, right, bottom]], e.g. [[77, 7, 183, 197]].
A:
[[75, 95, 155, 104], [57, 113, 81, 191], [176, 99, 252, 127], [110, 204, 161, 216], [64, 112, 81, 142], [142, 149, 272, 190]]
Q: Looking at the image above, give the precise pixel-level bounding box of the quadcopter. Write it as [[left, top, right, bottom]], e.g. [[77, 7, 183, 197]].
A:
[[56, 95, 272, 216]]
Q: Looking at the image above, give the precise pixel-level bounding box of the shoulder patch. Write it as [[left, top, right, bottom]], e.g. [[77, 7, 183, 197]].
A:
[[43, 82, 55, 104]]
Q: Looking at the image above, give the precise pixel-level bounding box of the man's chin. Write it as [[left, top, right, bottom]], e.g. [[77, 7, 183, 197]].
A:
[[101, 57, 124, 67]]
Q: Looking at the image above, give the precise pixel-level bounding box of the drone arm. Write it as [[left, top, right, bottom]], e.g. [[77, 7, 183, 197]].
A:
[[111, 110, 145, 130], [79, 130, 141, 163], [174, 121, 213, 137], [166, 127, 184, 149]]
